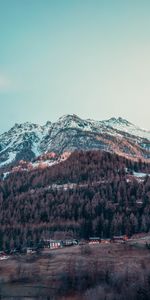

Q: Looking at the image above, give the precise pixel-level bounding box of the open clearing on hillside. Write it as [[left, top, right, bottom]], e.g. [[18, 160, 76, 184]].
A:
[[0, 240, 150, 299]]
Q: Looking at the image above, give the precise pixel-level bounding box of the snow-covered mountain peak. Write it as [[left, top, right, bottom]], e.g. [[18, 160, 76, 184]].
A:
[[58, 113, 79, 121], [7, 121, 43, 135], [104, 117, 132, 127], [102, 117, 150, 140], [57, 114, 83, 127], [44, 121, 52, 127], [51, 114, 96, 134], [0, 122, 46, 167], [0, 114, 150, 168]]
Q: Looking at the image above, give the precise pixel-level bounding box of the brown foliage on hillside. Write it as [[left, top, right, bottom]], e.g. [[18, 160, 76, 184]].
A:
[[0, 150, 150, 250]]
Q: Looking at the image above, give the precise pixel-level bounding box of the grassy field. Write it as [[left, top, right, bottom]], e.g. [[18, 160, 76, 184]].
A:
[[0, 241, 150, 299]]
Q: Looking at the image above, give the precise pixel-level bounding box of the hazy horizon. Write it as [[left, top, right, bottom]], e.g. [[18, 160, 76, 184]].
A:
[[0, 0, 150, 133]]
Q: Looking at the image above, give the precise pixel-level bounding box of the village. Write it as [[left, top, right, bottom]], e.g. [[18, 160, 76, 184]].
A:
[[1, 233, 148, 260], [0, 233, 150, 299]]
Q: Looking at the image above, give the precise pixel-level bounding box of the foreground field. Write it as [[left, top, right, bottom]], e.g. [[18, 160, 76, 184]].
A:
[[0, 241, 150, 300]]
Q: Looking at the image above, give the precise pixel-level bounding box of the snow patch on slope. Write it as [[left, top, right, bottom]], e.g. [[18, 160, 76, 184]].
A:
[[133, 171, 149, 178], [0, 152, 16, 166]]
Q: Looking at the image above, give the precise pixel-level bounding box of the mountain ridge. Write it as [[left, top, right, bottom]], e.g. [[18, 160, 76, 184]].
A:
[[0, 114, 150, 168]]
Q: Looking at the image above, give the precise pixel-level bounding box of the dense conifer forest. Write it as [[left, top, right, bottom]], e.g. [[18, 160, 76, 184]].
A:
[[0, 150, 150, 251]]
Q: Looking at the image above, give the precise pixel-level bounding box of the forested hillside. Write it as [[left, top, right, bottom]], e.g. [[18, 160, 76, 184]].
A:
[[0, 150, 150, 251]]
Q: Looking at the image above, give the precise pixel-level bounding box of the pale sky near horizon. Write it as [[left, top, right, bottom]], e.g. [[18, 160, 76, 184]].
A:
[[0, 0, 150, 133]]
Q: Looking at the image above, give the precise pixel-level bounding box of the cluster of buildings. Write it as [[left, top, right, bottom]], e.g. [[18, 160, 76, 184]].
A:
[[23, 236, 129, 253], [0, 236, 129, 257], [42, 239, 79, 249], [41, 235, 128, 250], [88, 235, 128, 245]]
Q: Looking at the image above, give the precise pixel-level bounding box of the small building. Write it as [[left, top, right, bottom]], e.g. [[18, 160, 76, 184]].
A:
[[26, 247, 36, 254], [101, 238, 111, 244], [62, 239, 78, 247], [88, 237, 101, 244], [112, 235, 128, 243], [43, 239, 63, 249]]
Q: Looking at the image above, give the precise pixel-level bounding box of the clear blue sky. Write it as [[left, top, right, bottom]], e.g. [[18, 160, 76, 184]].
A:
[[0, 0, 150, 133]]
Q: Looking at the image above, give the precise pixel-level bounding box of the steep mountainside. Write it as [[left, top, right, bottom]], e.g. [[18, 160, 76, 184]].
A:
[[0, 122, 52, 167], [0, 114, 150, 167]]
